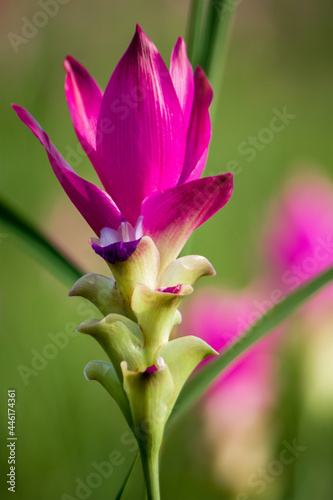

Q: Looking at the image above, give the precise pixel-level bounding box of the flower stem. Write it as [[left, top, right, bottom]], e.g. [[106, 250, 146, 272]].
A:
[[140, 445, 160, 500]]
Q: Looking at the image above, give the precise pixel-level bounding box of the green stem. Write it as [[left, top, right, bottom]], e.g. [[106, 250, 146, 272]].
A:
[[139, 445, 160, 500]]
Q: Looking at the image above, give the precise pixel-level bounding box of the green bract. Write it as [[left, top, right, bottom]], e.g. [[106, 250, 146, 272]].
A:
[[70, 236, 218, 499]]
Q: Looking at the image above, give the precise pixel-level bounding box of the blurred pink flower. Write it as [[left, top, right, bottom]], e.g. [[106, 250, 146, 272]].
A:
[[180, 171, 332, 489], [12, 25, 232, 271], [182, 286, 280, 408], [180, 287, 280, 489], [262, 171, 333, 305]]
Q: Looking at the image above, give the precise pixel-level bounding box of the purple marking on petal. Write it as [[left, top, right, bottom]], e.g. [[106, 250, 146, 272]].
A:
[[92, 238, 141, 264], [144, 365, 158, 375], [157, 284, 182, 294]]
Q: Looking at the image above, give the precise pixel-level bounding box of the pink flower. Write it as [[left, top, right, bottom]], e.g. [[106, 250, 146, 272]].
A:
[[262, 171, 333, 308], [180, 287, 280, 489], [12, 25, 233, 272], [181, 287, 279, 408], [179, 171, 332, 489]]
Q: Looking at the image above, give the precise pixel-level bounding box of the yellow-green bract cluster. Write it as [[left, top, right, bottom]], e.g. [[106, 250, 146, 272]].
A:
[[69, 236, 217, 455]]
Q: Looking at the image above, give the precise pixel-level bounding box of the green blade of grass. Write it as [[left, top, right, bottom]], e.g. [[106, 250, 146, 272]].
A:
[[168, 266, 333, 429], [200, 0, 238, 121], [186, 0, 207, 68], [0, 198, 83, 286], [199, 0, 236, 75], [115, 452, 141, 500]]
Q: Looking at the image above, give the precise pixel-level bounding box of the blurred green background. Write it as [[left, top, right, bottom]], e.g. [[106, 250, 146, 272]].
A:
[[0, 1, 332, 499]]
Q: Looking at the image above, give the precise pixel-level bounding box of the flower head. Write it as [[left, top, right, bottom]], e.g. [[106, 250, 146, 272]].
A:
[[12, 25, 233, 272]]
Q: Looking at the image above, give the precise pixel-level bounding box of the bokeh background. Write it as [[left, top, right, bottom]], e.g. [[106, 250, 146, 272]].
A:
[[0, 1, 332, 499]]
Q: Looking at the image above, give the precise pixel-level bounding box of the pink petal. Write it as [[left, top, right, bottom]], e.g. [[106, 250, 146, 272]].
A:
[[142, 173, 233, 273], [96, 25, 186, 225], [170, 37, 194, 132], [64, 56, 108, 185], [12, 104, 121, 235], [179, 67, 213, 184]]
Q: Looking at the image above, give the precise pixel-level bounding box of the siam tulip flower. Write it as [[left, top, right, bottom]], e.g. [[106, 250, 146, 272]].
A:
[[12, 24, 233, 276], [12, 25, 233, 499]]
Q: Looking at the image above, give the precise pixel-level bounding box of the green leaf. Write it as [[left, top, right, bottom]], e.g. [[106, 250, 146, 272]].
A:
[[198, 0, 235, 75], [186, 0, 237, 78], [0, 198, 83, 286], [186, 0, 238, 125], [168, 267, 333, 429], [115, 451, 141, 500], [186, 0, 207, 67]]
